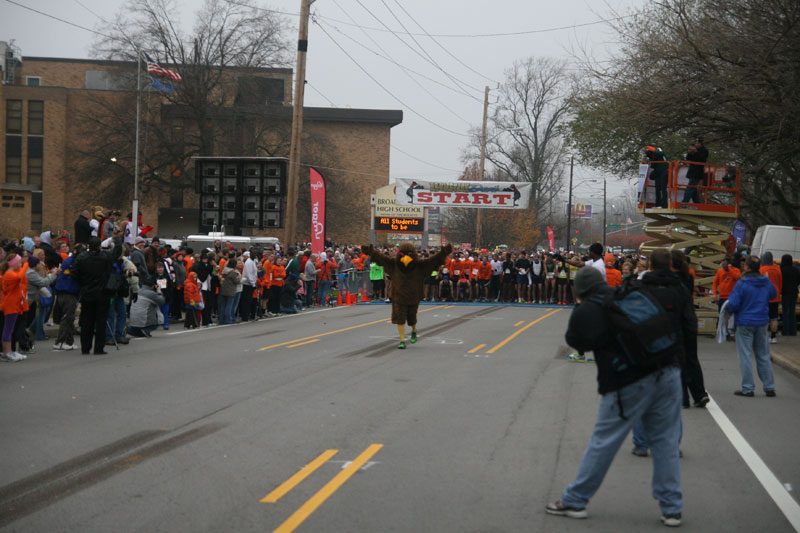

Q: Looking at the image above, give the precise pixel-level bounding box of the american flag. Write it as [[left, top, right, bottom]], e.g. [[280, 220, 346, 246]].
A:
[[145, 54, 182, 82]]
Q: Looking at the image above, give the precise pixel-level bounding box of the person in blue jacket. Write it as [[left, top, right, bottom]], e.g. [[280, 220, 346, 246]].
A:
[[52, 248, 82, 351], [725, 256, 777, 397]]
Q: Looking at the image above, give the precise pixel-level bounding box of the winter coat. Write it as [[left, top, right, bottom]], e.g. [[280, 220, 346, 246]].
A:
[[1, 263, 30, 315], [74, 215, 92, 245], [183, 272, 202, 307], [130, 248, 149, 282], [54, 255, 81, 296], [173, 260, 187, 288], [726, 272, 777, 327], [220, 265, 242, 297], [70, 241, 122, 303], [26, 268, 57, 304], [304, 259, 317, 282], [129, 285, 166, 328]]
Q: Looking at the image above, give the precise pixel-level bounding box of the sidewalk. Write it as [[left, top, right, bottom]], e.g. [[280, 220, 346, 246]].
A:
[[771, 334, 800, 378]]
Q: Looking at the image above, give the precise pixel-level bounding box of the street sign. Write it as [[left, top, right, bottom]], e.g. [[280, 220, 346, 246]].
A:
[[606, 223, 621, 229]]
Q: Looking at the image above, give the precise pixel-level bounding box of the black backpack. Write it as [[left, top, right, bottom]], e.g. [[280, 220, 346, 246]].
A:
[[589, 279, 679, 373]]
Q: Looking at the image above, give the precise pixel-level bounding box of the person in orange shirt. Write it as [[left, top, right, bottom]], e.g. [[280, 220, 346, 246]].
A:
[[468, 254, 481, 300], [759, 252, 783, 344], [1, 253, 29, 361], [478, 256, 493, 301], [269, 258, 286, 315], [712, 256, 741, 311], [183, 271, 202, 329], [604, 253, 623, 288]]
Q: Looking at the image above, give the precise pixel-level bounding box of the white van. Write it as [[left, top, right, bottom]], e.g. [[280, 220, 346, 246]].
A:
[[751, 225, 800, 260]]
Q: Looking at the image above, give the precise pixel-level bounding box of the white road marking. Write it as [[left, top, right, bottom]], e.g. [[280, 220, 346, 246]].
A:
[[464, 354, 493, 358], [706, 395, 800, 531], [165, 306, 346, 336], [786, 483, 794, 493], [330, 460, 380, 471]]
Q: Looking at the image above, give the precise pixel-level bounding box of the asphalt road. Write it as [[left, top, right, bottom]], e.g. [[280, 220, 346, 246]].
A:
[[1, 302, 798, 532]]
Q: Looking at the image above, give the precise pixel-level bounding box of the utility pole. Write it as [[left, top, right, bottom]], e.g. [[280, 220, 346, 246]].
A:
[[475, 86, 489, 249], [565, 156, 574, 252], [602, 177, 607, 250], [284, 0, 312, 247]]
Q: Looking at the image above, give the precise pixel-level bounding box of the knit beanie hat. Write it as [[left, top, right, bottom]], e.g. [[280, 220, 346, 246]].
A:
[[574, 266, 605, 298], [760, 251, 773, 266], [28, 256, 41, 268]]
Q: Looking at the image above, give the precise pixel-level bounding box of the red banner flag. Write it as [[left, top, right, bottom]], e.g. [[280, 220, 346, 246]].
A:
[[547, 226, 555, 252], [309, 168, 326, 254]]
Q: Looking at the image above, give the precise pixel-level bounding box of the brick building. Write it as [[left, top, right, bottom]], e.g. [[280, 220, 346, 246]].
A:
[[0, 43, 402, 244]]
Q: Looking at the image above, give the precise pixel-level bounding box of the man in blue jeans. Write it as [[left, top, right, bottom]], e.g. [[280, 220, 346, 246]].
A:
[[546, 256, 684, 527], [725, 256, 777, 397]]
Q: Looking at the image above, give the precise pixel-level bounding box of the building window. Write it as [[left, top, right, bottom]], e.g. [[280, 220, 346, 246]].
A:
[[5, 136, 22, 183], [28, 136, 43, 187], [28, 101, 44, 135], [26, 77, 41, 87], [31, 191, 43, 230], [6, 100, 22, 133]]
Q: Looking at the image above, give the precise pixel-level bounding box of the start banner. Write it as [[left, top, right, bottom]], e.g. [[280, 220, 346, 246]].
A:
[[395, 178, 531, 209]]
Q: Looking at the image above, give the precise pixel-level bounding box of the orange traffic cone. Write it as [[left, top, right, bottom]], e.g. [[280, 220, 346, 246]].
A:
[[360, 288, 369, 302], [350, 293, 358, 305], [337, 292, 343, 306]]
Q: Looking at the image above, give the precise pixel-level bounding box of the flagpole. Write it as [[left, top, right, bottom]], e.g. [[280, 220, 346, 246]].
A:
[[132, 52, 141, 241]]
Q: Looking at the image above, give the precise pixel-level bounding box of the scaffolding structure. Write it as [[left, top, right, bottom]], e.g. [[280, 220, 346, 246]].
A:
[[638, 160, 741, 333]]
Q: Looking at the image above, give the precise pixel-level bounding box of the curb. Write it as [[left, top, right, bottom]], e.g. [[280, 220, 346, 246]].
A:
[[771, 349, 800, 379]]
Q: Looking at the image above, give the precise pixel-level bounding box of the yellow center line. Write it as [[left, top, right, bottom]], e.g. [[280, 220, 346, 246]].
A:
[[261, 449, 338, 503], [273, 444, 384, 533], [258, 306, 447, 352], [468, 343, 486, 354], [487, 309, 562, 354], [287, 339, 321, 349], [514, 320, 525, 327]]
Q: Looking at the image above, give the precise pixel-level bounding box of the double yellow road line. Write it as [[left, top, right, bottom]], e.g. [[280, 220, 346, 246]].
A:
[[468, 308, 562, 355], [263, 444, 384, 533]]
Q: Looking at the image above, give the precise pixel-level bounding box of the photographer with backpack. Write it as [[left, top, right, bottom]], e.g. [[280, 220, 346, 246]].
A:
[[546, 247, 687, 527]]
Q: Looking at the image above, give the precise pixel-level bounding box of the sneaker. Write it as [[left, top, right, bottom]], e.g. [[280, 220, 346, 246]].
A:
[[769, 337, 777, 344], [12, 351, 27, 361], [410, 332, 417, 344], [694, 395, 710, 408], [117, 337, 129, 345], [567, 352, 586, 362], [397, 341, 406, 350], [62, 343, 76, 351], [734, 390, 754, 397], [1, 353, 17, 362], [545, 500, 587, 519], [52, 343, 64, 351], [765, 390, 777, 397], [660, 513, 682, 527], [632, 447, 649, 457]]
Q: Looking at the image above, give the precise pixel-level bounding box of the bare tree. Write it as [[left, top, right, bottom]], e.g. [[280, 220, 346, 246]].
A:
[[468, 58, 574, 209], [68, 0, 293, 208]]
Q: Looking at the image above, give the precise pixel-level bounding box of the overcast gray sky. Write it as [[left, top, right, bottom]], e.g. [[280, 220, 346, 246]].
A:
[[1, 0, 645, 200]]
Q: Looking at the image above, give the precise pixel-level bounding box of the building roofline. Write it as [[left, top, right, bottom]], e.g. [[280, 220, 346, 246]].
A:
[[163, 104, 403, 127], [21, 56, 293, 74]]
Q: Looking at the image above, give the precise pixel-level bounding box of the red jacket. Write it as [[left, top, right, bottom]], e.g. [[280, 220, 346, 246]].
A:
[[760, 264, 782, 303], [183, 272, 202, 306]]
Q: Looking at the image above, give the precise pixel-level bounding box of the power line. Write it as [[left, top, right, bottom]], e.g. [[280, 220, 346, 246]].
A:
[[4, 0, 113, 39], [306, 81, 337, 107], [391, 145, 461, 173], [321, 19, 483, 103], [329, 1, 472, 125], [391, 0, 498, 84], [314, 21, 469, 138], [353, 0, 480, 98]]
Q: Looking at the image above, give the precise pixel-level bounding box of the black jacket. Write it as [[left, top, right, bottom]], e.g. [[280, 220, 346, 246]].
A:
[[641, 269, 697, 362], [74, 215, 92, 245], [280, 279, 299, 308], [685, 150, 706, 181], [566, 286, 656, 394], [71, 240, 123, 302]]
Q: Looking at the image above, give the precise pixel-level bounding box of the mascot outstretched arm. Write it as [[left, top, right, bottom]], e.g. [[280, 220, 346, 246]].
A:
[[364, 242, 452, 349]]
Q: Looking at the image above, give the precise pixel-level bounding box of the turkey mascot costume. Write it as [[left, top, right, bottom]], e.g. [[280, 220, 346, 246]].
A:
[[364, 242, 452, 349]]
